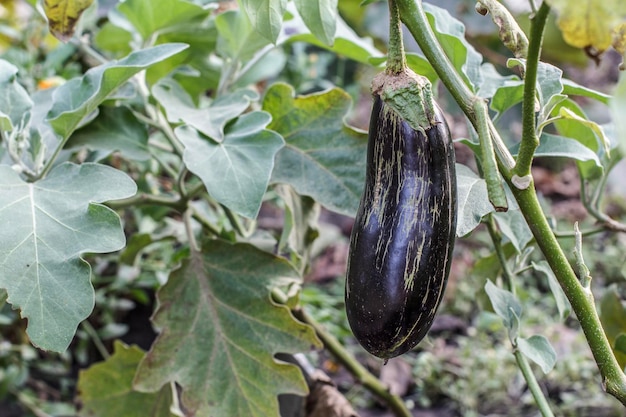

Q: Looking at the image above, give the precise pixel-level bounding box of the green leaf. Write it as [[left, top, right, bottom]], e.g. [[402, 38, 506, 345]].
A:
[[0, 60, 33, 131], [509, 132, 602, 166], [423, 3, 483, 92], [611, 72, 626, 157], [0, 163, 136, 351], [134, 241, 320, 417], [178, 111, 284, 219], [282, 4, 383, 65], [493, 209, 533, 253], [531, 261, 571, 321], [455, 164, 494, 237], [485, 279, 522, 337], [478, 62, 521, 100], [47, 44, 188, 141], [77, 341, 174, 417], [551, 99, 606, 179], [154, 78, 258, 142], [293, 0, 337, 46], [562, 78, 610, 105], [490, 79, 524, 117], [66, 106, 150, 161], [506, 59, 566, 121], [118, 0, 210, 42], [239, 0, 286, 44], [216, 9, 272, 62], [517, 335, 557, 374], [599, 286, 626, 368], [263, 83, 367, 216]]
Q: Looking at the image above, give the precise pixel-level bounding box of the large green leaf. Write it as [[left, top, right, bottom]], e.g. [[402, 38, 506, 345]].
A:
[[77, 341, 174, 417], [118, 0, 210, 42], [134, 241, 320, 417], [216, 9, 272, 62], [178, 111, 284, 219], [66, 106, 150, 161], [423, 3, 483, 92], [263, 83, 367, 216], [240, 0, 286, 44], [153, 78, 258, 142], [508, 132, 602, 167], [282, 3, 383, 65], [0, 60, 33, 131], [47, 43, 188, 141], [455, 164, 494, 237], [0, 163, 136, 351], [293, 0, 337, 46]]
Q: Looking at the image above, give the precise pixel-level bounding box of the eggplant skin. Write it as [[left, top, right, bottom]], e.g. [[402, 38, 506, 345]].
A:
[[345, 95, 457, 359]]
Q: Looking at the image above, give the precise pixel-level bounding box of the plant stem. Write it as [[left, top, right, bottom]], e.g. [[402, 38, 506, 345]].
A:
[[396, 0, 515, 172], [106, 193, 185, 211], [513, 2, 550, 179], [486, 215, 515, 293], [396, 0, 626, 405], [475, 99, 508, 211], [293, 308, 412, 417], [81, 321, 111, 360], [386, 0, 407, 74], [509, 182, 626, 405], [513, 349, 555, 417]]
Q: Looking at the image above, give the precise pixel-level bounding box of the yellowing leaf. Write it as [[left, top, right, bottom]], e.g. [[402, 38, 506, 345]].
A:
[[44, 0, 94, 42], [546, 0, 626, 53]]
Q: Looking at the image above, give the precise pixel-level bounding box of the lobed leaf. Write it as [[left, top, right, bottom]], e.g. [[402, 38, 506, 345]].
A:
[[455, 164, 494, 237], [178, 111, 284, 219], [134, 241, 320, 417], [0, 163, 136, 351], [154, 78, 259, 143], [264, 83, 367, 217], [77, 341, 174, 417]]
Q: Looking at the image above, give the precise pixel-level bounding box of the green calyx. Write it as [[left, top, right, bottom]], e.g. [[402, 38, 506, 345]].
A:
[[372, 69, 436, 133]]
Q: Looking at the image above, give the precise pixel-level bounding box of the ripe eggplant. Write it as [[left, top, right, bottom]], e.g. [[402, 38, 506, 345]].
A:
[[345, 71, 457, 359]]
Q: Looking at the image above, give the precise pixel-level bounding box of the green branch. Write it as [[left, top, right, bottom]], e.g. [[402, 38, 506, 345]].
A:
[[395, 0, 626, 405], [513, 349, 555, 417], [475, 99, 508, 210], [386, 0, 407, 74], [509, 183, 626, 405], [396, 0, 515, 174], [514, 2, 550, 180]]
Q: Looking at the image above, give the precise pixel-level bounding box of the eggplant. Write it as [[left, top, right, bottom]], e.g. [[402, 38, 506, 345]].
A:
[[345, 71, 457, 359]]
